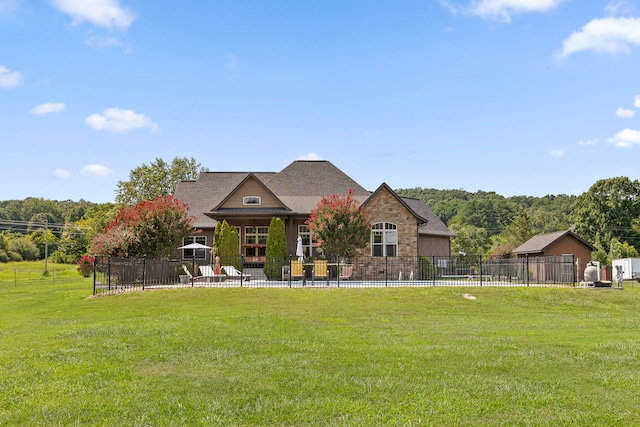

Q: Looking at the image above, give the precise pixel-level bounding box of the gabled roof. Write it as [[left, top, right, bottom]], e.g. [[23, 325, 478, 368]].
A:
[[512, 230, 596, 254], [264, 160, 371, 213], [211, 173, 290, 212], [362, 183, 430, 224], [174, 171, 275, 228]]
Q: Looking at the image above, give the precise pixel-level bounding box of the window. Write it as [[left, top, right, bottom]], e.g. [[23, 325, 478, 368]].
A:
[[371, 222, 397, 257], [183, 235, 207, 260], [243, 196, 261, 206], [245, 226, 269, 245], [244, 226, 269, 258], [298, 225, 313, 258]]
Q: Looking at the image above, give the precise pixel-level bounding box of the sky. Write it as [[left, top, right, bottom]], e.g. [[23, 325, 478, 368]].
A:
[[2, 0, 640, 203]]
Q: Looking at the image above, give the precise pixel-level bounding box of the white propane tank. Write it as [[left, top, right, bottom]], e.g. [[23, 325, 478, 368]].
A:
[[584, 262, 599, 283]]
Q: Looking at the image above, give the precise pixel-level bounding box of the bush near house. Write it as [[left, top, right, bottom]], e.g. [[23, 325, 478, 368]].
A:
[[77, 255, 94, 277], [264, 217, 287, 279]]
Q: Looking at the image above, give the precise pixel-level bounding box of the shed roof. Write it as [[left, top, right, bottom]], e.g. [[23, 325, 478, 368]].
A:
[[512, 230, 596, 254]]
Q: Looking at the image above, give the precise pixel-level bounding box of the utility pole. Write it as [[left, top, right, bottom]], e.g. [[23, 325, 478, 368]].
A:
[[44, 220, 49, 275]]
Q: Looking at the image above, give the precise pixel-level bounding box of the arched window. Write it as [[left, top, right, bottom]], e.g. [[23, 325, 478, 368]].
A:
[[371, 222, 397, 257]]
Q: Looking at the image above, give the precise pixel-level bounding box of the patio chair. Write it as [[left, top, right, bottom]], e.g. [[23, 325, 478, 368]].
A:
[[199, 265, 225, 282], [221, 265, 251, 281], [182, 265, 205, 283], [339, 264, 353, 280], [290, 260, 304, 279], [313, 259, 328, 279]]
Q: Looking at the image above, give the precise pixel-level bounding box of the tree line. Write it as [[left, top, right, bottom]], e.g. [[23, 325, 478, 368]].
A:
[[397, 176, 640, 264]]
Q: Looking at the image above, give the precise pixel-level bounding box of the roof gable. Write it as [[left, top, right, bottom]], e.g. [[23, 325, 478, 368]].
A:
[[362, 183, 430, 224], [174, 172, 254, 228], [213, 173, 289, 211]]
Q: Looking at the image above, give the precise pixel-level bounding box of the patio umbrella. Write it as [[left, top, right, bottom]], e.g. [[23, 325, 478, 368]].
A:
[[178, 243, 212, 275], [296, 236, 304, 261], [178, 243, 212, 250]]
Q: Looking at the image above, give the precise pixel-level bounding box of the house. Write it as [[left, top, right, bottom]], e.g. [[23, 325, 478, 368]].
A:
[[512, 230, 596, 282], [173, 160, 456, 264]]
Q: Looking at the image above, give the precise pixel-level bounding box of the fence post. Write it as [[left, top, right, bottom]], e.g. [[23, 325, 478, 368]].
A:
[[93, 256, 97, 295], [240, 256, 244, 288], [108, 256, 112, 291], [480, 255, 483, 286], [288, 257, 292, 288], [385, 256, 388, 287], [142, 256, 146, 291], [526, 254, 529, 286], [432, 256, 436, 285]]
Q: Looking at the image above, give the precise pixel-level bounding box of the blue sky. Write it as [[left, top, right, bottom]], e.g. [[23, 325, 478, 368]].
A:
[[2, 0, 640, 203]]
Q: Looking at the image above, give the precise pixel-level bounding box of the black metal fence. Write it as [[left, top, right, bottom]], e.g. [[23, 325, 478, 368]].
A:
[[93, 254, 576, 295]]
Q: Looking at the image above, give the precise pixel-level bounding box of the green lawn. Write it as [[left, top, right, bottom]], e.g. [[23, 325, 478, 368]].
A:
[[1, 261, 640, 426]]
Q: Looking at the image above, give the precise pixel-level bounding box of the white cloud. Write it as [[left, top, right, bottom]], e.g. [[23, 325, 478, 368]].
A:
[[0, 65, 21, 88], [80, 164, 113, 177], [85, 108, 159, 133], [53, 169, 72, 179], [52, 0, 135, 31], [616, 107, 635, 118], [606, 0, 634, 17], [85, 35, 121, 49], [607, 128, 640, 147], [30, 102, 66, 115], [296, 152, 323, 161], [634, 94, 640, 108], [559, 17, 640, 57], [579, 138, 599, 146], [469, 0, 564, 23], [549, 149, 565, 158]]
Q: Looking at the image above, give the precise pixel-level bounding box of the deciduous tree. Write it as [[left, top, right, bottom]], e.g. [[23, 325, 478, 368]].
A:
[[488, 211, 535, 258], [571, 177, 640, 253], [115, 157, 206, 205], [89, 195, 195, 257], [306, 189, 371, 260]]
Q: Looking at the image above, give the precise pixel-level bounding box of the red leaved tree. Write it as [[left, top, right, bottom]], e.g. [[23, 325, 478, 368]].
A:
[[306, 189, 371, 260], [89, 195, 195, 257]]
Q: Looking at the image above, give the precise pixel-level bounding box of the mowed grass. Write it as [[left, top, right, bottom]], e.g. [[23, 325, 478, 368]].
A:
[[2, 262, 640, 426]]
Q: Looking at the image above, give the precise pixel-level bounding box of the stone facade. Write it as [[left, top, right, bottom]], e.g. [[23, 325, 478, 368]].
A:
[[357, 186, 419, 258]]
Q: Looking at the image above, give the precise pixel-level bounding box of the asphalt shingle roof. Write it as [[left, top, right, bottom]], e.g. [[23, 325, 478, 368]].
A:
[[512, 230, 595, 254], [174, 160, 454, 239], [402, 197, 457, 237], [264, 161, 371, 213]]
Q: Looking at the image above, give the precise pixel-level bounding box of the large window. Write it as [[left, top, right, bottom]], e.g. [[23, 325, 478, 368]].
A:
[[183, 235, 207, 260], [244, 226, 269, 258], [245, 226, 269, 245], [371, 222, 397, 257]]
